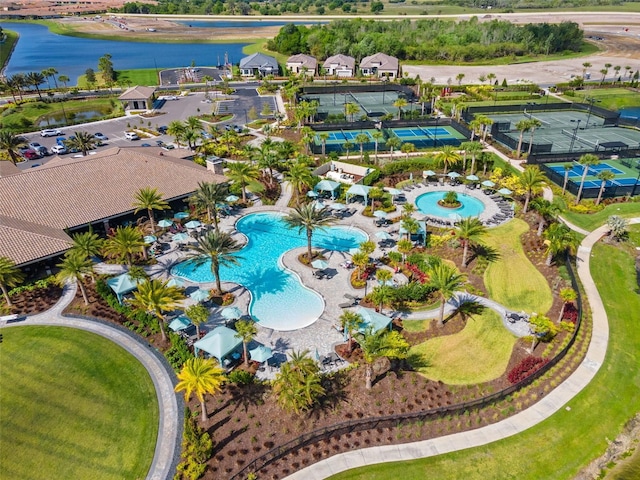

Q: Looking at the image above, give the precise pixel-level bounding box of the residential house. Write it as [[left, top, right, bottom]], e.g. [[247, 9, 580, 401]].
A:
[[286, 54, 317, 77], [323, 54, 356, 77], [359, 53, 399, 79], [239, 53, 279, 77]]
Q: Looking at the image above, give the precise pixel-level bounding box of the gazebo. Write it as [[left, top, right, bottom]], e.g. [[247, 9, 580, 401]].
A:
[[193, 326, 242, 365], [314, 180, 341, 199], [355, 307, 393, 333], [399, 220, 428, 245], [106, 273, 140, 304], [345, 184, 372, 204]]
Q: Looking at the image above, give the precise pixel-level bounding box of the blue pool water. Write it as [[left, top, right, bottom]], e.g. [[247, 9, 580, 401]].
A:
[[415, 191, 486, 218], [171, 212, 367, 331]]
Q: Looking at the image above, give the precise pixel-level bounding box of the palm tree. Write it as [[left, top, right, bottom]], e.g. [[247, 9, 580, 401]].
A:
[[526, 118, 543, 156], [225, 162, 260, 203], [561, 163, 572, 195], [515, 119, 532, 158], [558, 287, 577, 322], [575, 153, 600, 204], [455, 217, 487, 267], [284, 204, 336, 262], [235, 319, 257, 367], [339, 310, 363, 353], [133, 187, 169, 234], [468, 119, 483, 141], [344, 102, 360, 122], [342, 140, 354, 160], [42, 67, 59, 90], [185, 304, 209, 338], [285, 161, 314, 205], [187, 230, 242, 294], [102, 226, 146, 266], [401, 217, 420, 241], [370, 283, 394, 313], [429, 263, 467, 326], [435, 145, 460, 175], [465, 141, 483, 175], [189, 181, 228, 231], [355, 133, 370, 161], [543, 223, 578, 266], [520, 165, 546, 213], [355, 328, 409, 389], [0, 256, 24, 306], [273, 350, 324, 413], [26, 71, 45, 99], [595, 170, 615, 205], [396, 239, 413, 263], [58, 74, 70, 91], [130, 278, 185, 342], [372, 131, 384, 164], [385, 136, 401, 157], [56, 251, 93, 305], [582, 62, 592, 78], [70, 231, 103, 260], [401, 142, 416, 160], [393, 98, 408, 120], [175, 357, 225, 422], [318, 132, 329, 157], [530, 198, 560, 237], [66, 131, 97, 156], [0, 129, 26, 165], [167, 120, 186, 148]]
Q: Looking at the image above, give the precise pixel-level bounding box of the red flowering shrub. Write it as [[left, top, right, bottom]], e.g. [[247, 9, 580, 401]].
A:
[[507, 356, 549, 384], [404, 263, 429, 284], [562, 303, 579, 324]]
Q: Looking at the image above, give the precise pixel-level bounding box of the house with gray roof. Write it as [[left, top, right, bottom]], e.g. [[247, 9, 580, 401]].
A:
[[323, 54, 356, 77], [0, 147, 226, 267], [118, 85, 157, 111], [359, 53, 399, 79], [286, 54, 317, 76], [239, 53, 279, 77]]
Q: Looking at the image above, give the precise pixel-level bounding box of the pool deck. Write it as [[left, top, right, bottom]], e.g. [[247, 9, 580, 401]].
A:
[[144, 183, 514, 377]]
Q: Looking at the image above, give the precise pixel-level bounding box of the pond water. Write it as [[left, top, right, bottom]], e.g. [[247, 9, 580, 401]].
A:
[[2, 22, 248, 84], [37, 108, 110, 127]]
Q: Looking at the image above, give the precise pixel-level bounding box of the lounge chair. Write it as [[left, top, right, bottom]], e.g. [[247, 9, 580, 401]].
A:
[[344, 293, 361, 302], [339, 301, 355, 308]]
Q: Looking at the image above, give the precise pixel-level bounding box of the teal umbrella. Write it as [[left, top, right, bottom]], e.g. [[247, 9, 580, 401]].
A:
[[311, 259, 328, 269], [423, 170, 436, 177], [158, 219, 173, 228], [306, 190, 318, 198], [375, 231, 392, 240], [481, 180, 495, 188], [172, 232, 190, 242], [221, 306, 243, 320], [373, 210, 388, 219], [174, 212, 189, 219], [185, 220, 201, 229], [447, 172, 462, 178], [226, 195, 239, 202], [143, 235, 157, 244], [190, 288, 210, 302], [249, 345, 273, 363], [498, 188, 513, 195], [466, 175, 479, 181], [167, 278, 184, 288]]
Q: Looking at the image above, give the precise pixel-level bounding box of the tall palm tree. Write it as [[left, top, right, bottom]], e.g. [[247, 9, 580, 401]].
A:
[[385, 136, 401, 157], [355, 328, 409, 389], [435, 145, 460, 175], [189, 181, 228, 231], [0, 130, 26, 165], [370, 284, 394, 314], [401, 217, 420, 241], [65, 131, 97, 156], [256, 144, 280, 187], [235, 319, 257, 367], [372, 131, 384, 164], [318, 132, 329, 157], [339, 310, 363, 353], [342, 140, 354, 160], [465, 141, 483, 175], [344, 102, 360, 122], [526, 118, 543, 156], [70, 231, 103, 260], [273, 350, 324, 413], [284, 204, 336, 262], [187, 230, 242, 294], [285, 161, 314, 205], [396, 239, 413, 262], [530, 198, 560, 237], [102, 226, 146, 266], [185, 304, 209, 338], [468, 119, 483, 141], [401, 142, 417, 160], [455, 217, 487, 268], [520, 165, 546, 213], [561, 163, 572, 195], [595, 170, 615, 205], [355, 133, 370, 161], [56, 251, 93, 305], [543, 223, 578, 266], [42, 67, 58, 89], [167, 120, 186, 148], [0, 256, 24, 306], [132, 187, 169, 234], [175, 357, 225, 422], [393, 98, 408, 120], [130, 278, 185, 342], [58, 74, 70, 91], [26, 71, 45, 99], [225, 162, 260, 203], [575, 153, 600, 204], [429, 263, 467, 326], [515, 119, 532, 158]]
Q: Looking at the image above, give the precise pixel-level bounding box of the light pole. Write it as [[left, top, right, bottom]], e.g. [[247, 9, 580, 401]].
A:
[[433, 116, 439, 148], [585, 97, 600, 129], [569, 119, 582, 153]]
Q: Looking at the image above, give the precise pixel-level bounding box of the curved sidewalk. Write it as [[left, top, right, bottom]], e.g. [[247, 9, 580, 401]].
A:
[[0, 282, 181, 480], [284, 218, 639, 480]]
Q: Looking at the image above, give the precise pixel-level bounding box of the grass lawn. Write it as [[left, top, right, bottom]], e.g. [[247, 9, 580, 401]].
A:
[[483, 219, 553, 314], [243, 40, 289, 67], [408, 309, 517, 384], [560, 202, 640, 232], [0, 326, 158, 480], [77, 69, 160, 88], [561, 88, 640, 111], [0, 29, 19, 71], [329, 238, 640, 480]]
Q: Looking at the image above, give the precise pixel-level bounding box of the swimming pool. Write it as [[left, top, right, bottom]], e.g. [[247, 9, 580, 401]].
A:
[[171, 212, 367, 331], [415, 191, 486, 218]]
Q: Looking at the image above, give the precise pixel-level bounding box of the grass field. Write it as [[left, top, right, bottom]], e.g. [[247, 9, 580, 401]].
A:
[[559, 201, 640, 231], [408, 309, 517, 384], [0, 29, 19, 71], [562, 88, 640, 111], [483, 219, 553, 314], [0, 326, 158, 480], [329, 236, 640, 480], [76, 69, 160, 88]]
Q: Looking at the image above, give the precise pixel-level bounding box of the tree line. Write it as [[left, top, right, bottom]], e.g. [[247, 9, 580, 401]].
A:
[[267, 17, 584, 62]]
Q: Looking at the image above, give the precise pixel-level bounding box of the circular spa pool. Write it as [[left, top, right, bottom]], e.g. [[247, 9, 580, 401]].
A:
[[415, 191, 486, 218]]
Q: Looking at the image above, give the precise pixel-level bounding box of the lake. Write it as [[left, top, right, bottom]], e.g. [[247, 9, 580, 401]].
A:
[[1, 22, 249, 83]]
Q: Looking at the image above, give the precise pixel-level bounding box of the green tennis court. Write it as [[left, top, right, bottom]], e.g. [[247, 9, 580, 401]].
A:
[[301, 90, 407, 120]]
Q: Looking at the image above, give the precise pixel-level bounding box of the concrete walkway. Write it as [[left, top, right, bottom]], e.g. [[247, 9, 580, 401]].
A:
[[0, 282, 181, 480], [283, 218, 640, 480]]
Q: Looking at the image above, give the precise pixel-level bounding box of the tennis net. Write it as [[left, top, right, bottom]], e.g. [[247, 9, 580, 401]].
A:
[[348, 92, 370, 115], [562, 129, 600, 150], [417, 125, 433, 138], [523, 110, 551, 127]]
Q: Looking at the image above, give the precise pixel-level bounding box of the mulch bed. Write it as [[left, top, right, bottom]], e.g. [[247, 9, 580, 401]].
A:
[[2, 285, 63, 316]]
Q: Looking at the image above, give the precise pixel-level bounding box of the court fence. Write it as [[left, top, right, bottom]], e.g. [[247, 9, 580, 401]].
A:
[[463, 102, 620, 124], [539, 162, 640, 199]]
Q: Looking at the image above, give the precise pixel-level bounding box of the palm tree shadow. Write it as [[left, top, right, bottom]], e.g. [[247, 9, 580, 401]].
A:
[[470, 243, 501, 265], [405, 351, 431, 371]]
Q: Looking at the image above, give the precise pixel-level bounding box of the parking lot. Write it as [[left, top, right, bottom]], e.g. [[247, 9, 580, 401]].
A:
[[15, 86, 276, 169]]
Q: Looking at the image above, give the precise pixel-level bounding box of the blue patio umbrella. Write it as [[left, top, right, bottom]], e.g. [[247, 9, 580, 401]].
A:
[[190, 288, 210, 302], [313, 200, 326, 210], [172, 232, 190, 242], [167, 277, 184, 288], [221, 306, 243, 320], [481, 180, 496, 188], [249, 345, 273, 363], [168, 316, 192, 332], [157, 219, 173, 228], [447, 171, 462, 178], [143, 235, 157, 244], [311, 259, 328, 269], [423, 170, 436, 177], [306, 190, 318, 198], [185, 220, 201, 229], [226, 195, 239, 202], [373, 210, 388, 219], [466, 174, 480, 181], [375, 231, 392, 240], [174, 212, 189, 219], [498, 187, 513, 196]]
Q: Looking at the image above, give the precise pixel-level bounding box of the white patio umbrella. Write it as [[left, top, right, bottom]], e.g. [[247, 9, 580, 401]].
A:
[[221, 306, 243, 320], [373, 210, 388, 219], [447, 172, 462, 178], [466, 174, 480, 181], [311, 259, 329, 269], [174, 212, 189, 219]]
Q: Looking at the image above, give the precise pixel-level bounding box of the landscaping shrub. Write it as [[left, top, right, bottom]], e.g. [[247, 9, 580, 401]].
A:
[[562, 303, 579, 324], [165, 333, 194, 371], [228, 369, 254, 386], [175, 410, 213, 480], [507, 356, 549, 384]]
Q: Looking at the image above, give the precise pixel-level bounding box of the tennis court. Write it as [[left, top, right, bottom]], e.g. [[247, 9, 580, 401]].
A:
[[546, 159, 640, 190], [314, 129, 378, 146], [301, 90, 408, 120], [389, 126, 465, 148]]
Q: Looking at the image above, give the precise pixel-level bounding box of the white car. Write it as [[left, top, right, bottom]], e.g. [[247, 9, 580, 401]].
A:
[[40, 129, 62, 137], [124, 131, 139, 140], [51, 145, 68, 155]]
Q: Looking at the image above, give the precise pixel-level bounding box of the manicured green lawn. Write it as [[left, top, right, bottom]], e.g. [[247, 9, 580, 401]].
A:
[[408, 309, 516, 384], [77, 69, 160, 88], [0, 29, 19, 71], [0, 326, 158, 480], [483, 219, 553, 314], [329, 238, 640, 480], [561, 202, 640, 232], [561, 88, 640, 111]]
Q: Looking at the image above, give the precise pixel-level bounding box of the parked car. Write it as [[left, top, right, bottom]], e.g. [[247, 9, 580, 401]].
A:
[[51, 145, 68, 155], [162, 144, 175, 151], [125, 131, 139, 140], [93, 133, 108, 141], [157, 125, 168, 134], [22, 149, 41, 160], [40, 129, 62, 137], [28, 142, 49, 156]]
